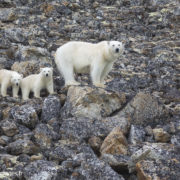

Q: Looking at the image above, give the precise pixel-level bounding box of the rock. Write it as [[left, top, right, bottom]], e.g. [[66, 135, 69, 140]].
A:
[[11, 60, 42, 76], [128, 125, 146, 145], [153, 128, 171, 142], [117, 92, 169, 127], [14, 45, 51, 63], [136, 159, 180, 180], [100, 127, 128, 155], [60, 115, 129, 141], [34, 123, 60, 149], [48, 140, 80, 164], [7, 139, 39, 155], [0, 135, 11, 146], [0, 154, 18, 169], [5, 28, 27, 43], [88, 136, 102, 153], [61, 86, 126, 119], [41, 95, 61, 123], [0, 8, 17, 22], [0, 119, 19, 137], [101, 154, 130, 174], [72, 145, 125, 180], [23, 160, 59, 180], [10, 105, 39, 129]]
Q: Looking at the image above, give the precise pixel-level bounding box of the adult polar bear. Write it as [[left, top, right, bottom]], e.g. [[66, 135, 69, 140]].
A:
[[55, 41, 124, 88]]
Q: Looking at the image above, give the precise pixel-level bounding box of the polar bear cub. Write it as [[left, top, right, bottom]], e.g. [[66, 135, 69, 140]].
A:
[[0, 69, 23, 98], [21, 67, 54, 100], [55, 41, 124, 88]]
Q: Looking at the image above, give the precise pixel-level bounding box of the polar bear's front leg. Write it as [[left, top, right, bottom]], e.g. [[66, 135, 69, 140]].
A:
[[1, 81, 9, 97], [12, 86, 19, 98], [91, 62, 106, 88], [22, 88, 30, 100], [47, 82, 55, 94], [61, 64, 80, 86], [100, 62, 113, 84], [34, 88, 41, 98]]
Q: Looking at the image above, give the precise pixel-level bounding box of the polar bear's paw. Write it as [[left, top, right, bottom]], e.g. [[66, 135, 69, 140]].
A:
[[93, 82, 105, 88], [65, 81, 80, 86]]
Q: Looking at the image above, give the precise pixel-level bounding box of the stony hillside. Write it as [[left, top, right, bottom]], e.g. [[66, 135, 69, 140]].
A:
[[0, 0, 180, 179]]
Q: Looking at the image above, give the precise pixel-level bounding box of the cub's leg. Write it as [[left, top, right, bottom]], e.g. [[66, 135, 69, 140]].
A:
[[12, 86, 19, 98], [1, 81, 9, 97], [22, 88, 30, 100]]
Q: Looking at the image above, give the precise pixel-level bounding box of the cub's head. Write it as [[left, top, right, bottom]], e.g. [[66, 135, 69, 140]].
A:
[[40, 67, 53, 77], [11, 73, 23, 87], [108, 41, 124, 56]]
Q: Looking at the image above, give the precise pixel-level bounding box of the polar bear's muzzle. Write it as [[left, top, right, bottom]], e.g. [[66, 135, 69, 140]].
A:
[[46, 73, 49, 77], [16, 83, 19, 86], [115, 48, 119, 53]]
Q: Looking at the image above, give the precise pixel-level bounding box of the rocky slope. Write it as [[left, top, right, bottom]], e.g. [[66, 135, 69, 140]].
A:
[[0, 0, 180, 179]]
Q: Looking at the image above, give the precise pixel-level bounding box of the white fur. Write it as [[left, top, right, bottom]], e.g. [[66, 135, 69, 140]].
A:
[[20, 67, 54, 100], [0, 69, 23, 98], [55, 41, 124, 87]]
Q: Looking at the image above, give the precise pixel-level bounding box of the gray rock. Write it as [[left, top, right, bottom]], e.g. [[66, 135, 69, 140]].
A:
[[10, 105, 39, 129], [61, 86, 126, 119], [128, 125, 146, 144], [34, 123, 60, 149], [73, 145, 125, 180], [7, 139, 39, 155], [0, 119, 19, 137], [117, 92, 169, 127], [23, 160, 59, 180], [41, 95, 61, 123], [0, 8, 17, 22]]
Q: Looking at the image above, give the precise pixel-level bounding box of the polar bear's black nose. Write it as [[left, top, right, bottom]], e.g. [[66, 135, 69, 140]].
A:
[[116, 48, 119, 53], [46, 73, 48, 77], [16, 83, 19, 86]]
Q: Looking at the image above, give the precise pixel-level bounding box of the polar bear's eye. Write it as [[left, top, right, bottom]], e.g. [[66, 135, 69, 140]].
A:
[[112, 45, 115, 47]]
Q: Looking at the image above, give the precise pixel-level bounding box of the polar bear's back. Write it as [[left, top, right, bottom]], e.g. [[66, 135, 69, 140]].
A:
[[0, 69, 18, 82], [55, 41, 107, 72]]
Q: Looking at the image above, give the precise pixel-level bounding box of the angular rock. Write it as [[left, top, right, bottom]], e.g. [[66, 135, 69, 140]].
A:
[[88, 136, 102, 153], [7, 139, 39, 155], [41, 95, 61, 123], [0, 8, 17, 22], [128, 125, 145, 145], [48, 140, 80, 163], [11, 60, 42, 76], [117, 92, 169, 126], [23, 160, 59, 180], [153, 128, 171, 142], [61, 86, 126, 119], [14, 45, 51, 63], [34, 123, 60, 149], [0, 119, 19, 137], [100, 127, 128, 155], [73, 145, 125, 180], [60, 115, 129, 141], [10, 105, 39, 129], [136, 159, 180, 180], [101, 154, 130, 174], [0, 135, 11, 146]]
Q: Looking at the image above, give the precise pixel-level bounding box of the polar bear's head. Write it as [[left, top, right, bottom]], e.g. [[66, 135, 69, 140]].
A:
[[40, 67, 53, 77], [108, 41, 124, 56], [11, 73, 23, 87]]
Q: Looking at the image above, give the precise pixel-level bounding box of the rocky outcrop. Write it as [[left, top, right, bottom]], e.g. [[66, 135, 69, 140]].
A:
[[0, 0, 179, 179]]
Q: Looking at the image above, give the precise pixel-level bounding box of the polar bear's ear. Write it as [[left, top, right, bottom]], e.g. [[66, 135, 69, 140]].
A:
[[40, 68, 43, 72], [20, 74, 23, 78], [107, 41, 110, 46]]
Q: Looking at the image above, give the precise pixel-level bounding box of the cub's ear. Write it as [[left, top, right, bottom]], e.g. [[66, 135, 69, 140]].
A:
[[20, 74, 23, 78], [40, 68, 43, 72], [107, 41, 110, 45]]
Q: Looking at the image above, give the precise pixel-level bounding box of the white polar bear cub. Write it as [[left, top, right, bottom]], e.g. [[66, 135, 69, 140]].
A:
[[21, 67, 54, 100], [55, 41, 124, 87], [0, 69, 23, 98]]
